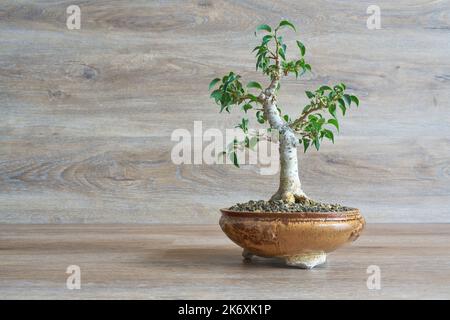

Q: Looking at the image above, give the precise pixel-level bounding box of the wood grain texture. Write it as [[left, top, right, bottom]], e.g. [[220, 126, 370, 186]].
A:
[[0, 1, 450, 223], [0, 223, 449, 299]]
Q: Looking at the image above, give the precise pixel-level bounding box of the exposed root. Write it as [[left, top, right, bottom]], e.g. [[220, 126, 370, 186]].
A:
[[270, 191, 309, 204]]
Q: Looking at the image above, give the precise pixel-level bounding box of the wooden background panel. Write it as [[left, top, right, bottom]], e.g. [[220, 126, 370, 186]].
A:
[[0, 0, 449, 223]]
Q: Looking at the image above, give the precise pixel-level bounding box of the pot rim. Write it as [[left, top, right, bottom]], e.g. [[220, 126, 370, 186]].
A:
[[220, 208, 362, 221]]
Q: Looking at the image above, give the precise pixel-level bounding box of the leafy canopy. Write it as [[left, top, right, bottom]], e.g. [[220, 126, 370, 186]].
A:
[[208, 20, 360, 166]]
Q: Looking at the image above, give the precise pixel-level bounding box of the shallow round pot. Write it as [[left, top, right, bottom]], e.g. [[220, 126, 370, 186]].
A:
[[219, 208, 365, 269]]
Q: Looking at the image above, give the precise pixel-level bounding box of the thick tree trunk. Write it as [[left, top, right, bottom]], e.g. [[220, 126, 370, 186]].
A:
[[270, 129, 307, 202], [261, 80, 307, 203]]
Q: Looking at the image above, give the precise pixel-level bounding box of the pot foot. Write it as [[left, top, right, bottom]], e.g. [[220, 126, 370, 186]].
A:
[[285, 252, 327, 269], [242, 249, 254, 262]]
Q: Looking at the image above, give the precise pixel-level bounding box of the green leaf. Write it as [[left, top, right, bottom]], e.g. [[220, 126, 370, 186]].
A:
[[252, 45, 261, 53], [280, 44, 287, 61], [236, 118, 249, 133], [323, 129, 334, 143], [244, 136, 250, 148], [328, 118, 339, 132], [333, 85, 343, 93], [283, 114, 290, 122], [262, 35, 273, 44], [343, 94, 351, 106], [302, 138, 311, 153], [313, 138, 320, 151], [210, 89, 222, 101], [319, 85, 332, 92], [242, 103, 253, 113], [278, 20, 296, 32], [328, 104, 337, 118], [246, 94, 259, 102], [229, 152, 240, 168], [350, 95, 360, 106], [208, 78, 221, 90], [247, 81, 263, 90], [256, 111, 266, 124], [296, 41, 306, 56], [223, 74, 236, 92], [220, 105, 229, 113], [305, 91, 315, 99], [337, 98, 347, 116], [278, 47, 286, 60], [256, 46, 267, 56], [256, 54, 263, 71], [304, 64, 311, 71], [256, 24, 272, 33], [277, 36, 283, 44], [242, 118, 249, 132]]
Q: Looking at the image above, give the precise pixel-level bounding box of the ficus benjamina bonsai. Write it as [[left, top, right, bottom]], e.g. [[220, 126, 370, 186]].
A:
[[209, 20, 360, 204]]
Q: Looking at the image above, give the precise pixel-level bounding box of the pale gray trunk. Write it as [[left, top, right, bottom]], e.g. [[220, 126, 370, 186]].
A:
[[271, 128, 306, 202], [261, 81, 307, 203]]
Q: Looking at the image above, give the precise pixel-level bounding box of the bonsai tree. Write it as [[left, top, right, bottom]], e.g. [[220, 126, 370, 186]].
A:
[[209, 20, 360, 204]]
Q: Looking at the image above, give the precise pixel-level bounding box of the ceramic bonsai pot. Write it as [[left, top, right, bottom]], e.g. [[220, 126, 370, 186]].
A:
[[219, 208, 365, 269]]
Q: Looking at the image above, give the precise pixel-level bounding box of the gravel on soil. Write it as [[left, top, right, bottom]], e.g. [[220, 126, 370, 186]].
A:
[[228, 199, 353, 213]]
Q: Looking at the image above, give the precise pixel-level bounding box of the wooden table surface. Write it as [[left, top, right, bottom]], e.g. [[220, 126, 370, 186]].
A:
[[0, 224, 449, 299]]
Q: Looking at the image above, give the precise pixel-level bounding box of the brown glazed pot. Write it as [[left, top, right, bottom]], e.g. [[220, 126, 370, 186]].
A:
[[219, 208, 365, 269]]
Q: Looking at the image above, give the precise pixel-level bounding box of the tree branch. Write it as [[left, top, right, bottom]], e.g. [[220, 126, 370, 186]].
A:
[[290, 104, 322, 129]]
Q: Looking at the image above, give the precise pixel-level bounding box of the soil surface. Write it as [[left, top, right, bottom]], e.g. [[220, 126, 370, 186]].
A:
[[228, 199, 352, 213]]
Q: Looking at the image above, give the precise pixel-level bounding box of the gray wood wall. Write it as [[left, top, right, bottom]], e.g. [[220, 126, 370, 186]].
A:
[[1, 0, 449, 223]]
